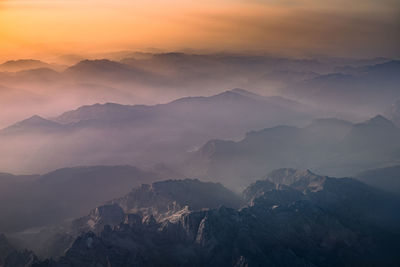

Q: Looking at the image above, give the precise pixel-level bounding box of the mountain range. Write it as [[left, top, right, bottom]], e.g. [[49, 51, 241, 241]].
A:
[[0, 54, 397, 130], [1, 54, 400, 266], [5, 168, 396, 266], [283, 60, 400, 114], [184, 115, 400, 189], [0, 89, 314, 174], [0, 165, 176, 233], [356, 165, 400, 194]]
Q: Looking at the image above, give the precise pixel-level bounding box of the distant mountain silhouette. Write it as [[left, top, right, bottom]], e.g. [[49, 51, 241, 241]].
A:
[[0, 165, 171, 233], [0, 59, 52, 72], [185, 115, 400, 189], [0, 89, 314, 174], [356, 165, 400, 194], [283, 60, 400, 113], [64, 59, 158, 84], [14, 68, 62, 83], [0, 115, 64, 135]]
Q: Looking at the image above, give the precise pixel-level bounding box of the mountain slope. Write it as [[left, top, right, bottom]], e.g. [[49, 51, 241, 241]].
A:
[[356, 165, 400, 194], [0, 89, 315, 174], [21, 179, 241, 258], [0, 165, 168, 233], [0, 115, 64, 135], [185, 115, 400, 189], [33, 169, 400, 267], [282, 60, 400, 114], [0, 60, 52, 72], [0, 234, 38, 267]]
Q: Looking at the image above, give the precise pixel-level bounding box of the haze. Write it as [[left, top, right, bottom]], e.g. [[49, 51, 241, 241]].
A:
[[1, 0, 400, 266], [0, 0, 399, 62]]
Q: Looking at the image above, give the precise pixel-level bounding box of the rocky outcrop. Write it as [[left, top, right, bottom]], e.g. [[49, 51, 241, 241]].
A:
[[33, 170, 400, 267]]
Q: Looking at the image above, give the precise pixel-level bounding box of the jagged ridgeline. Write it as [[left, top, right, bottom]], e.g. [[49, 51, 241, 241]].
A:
[[1, 0, 400, 264], [2, 169, 397, 267]]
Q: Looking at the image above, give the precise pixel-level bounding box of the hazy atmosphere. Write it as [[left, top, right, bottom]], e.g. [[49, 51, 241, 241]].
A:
[[1, 0, 399, 61], [0, 0, 400, 266]]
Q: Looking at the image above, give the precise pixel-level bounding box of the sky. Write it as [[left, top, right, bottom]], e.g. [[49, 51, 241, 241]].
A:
[[0, 0, 399, 61]]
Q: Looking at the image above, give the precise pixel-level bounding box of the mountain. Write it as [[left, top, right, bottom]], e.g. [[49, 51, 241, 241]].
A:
[[18, 179, 241, 258], [108, 179, 242, 219], [356, 165, 400, 194], [53, 102, 152, 124], [282, 60, 400, 114], [65, 59, 132, 76], [64, 59, 157, 84], [0, 234, 38, 267], [0, 89, 315, 174], [32, 169, 400, 267], [185, 115, 400, 189], [385, 99, 400, 127], [14, 68, 62, 83], [342, 115, 400, 152], [259, 168, 325, 190], [0, 60, 52, 72], [0, 115, 64, 135], [0, 165, 171, 233], [0, 234, 15, 266], [52, 88, 309, 125], [72, 178, 241, 234]]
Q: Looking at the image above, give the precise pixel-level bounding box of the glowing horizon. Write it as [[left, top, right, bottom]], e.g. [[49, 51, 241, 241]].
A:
[[0, 0, 399, 62]]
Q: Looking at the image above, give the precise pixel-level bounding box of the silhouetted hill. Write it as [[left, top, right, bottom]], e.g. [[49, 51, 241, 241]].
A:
[[185, 116, 400, 189], [1, 115, 64, 135], [0, 89, 314, 174], [0, 60, 52, 72], [0, 165, 167, 233], [64, 59, 157, 83], [356, 165, 400, 194], [283, 60, 400, 114]]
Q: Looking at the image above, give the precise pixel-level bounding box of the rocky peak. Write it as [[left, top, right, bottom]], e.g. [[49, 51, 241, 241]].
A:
[[263, 168, 325, 192], [86, 204, 125, 231], [357, 114, 396, 129], [113, 179, 241, 217]]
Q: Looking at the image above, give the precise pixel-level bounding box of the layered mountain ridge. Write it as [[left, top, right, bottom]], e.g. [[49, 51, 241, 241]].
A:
[[0, 88, 314, 174], [185, 115, 400, 189], [25, 168, 400, 267]]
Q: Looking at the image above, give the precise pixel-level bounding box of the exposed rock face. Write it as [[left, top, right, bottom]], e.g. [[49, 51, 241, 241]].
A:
[[33, 179, 242, 258], [33, 170, 400, 267], [111, 179, 243, 219], [75, 204, 126, 232], [261, 168, 326, 192], [73, 179, 242, 231]]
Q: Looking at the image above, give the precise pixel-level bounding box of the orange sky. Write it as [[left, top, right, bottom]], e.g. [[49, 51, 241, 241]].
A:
[[0, 0, 399, 61]]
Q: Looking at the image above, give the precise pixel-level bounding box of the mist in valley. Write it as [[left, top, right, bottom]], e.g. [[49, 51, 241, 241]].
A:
[[1, 53, 400, 266], [1, 0, 400, 265]]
